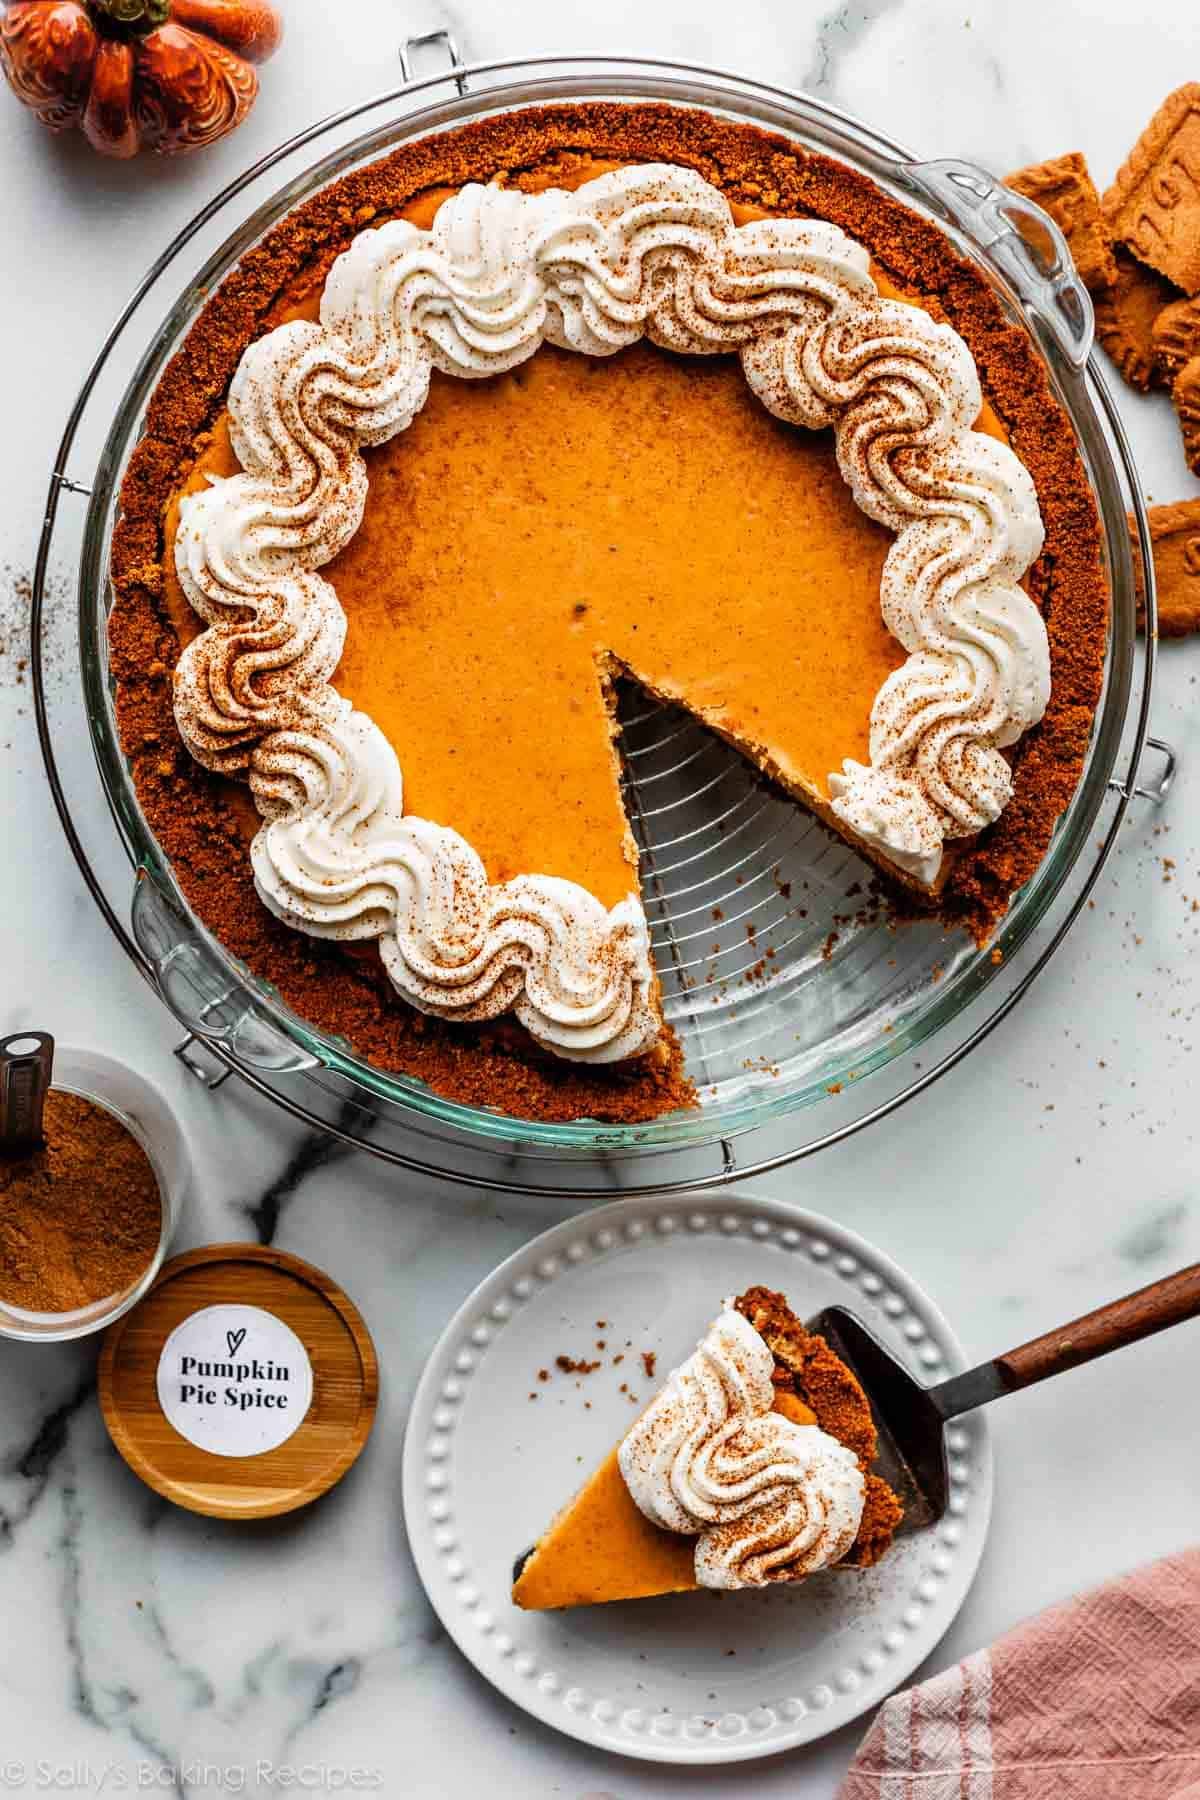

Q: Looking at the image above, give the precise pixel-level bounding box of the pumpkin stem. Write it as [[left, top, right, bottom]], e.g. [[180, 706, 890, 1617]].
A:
[[86, 0, 172, 33]]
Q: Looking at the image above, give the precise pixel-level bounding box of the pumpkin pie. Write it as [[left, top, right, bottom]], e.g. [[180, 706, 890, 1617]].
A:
[[111, 103, 1108, 1123], [512, 1285, 904, 1610]]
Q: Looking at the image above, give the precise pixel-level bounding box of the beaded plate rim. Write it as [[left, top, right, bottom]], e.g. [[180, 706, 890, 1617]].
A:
[[401, 1192, 993, 1765]]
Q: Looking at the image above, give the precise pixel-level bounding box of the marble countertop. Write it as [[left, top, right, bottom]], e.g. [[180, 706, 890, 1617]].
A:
[[3, 2, 1199, 1794]]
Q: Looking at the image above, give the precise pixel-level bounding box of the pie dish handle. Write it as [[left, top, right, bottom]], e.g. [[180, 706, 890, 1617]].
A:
[[130, 871, 319, 1076], [398, 28, 468, 92], [898, 157, 1094, 372], [1109, 734, 1177, 806]]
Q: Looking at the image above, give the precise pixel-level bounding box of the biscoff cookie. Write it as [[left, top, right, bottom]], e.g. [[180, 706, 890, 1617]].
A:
[[1153, 294, 1200, 379], [1133, 499, 1200, 636], [1173, 356, 1200, 476], [1104, 83, 1200, 294], [1094, 247, 1177, 390], [1006, 151, 1117, 292]]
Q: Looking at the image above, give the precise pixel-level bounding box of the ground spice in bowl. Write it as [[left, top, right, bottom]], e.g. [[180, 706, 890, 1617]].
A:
[[0, 1089, 162, 1313]]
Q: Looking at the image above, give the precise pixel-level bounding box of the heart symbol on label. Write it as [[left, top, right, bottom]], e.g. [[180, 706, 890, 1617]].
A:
[[226, 1328, 247, 1357]]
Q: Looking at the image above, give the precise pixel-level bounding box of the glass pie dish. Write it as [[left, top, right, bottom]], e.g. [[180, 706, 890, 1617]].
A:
[[34, 50, 1169, 1196]]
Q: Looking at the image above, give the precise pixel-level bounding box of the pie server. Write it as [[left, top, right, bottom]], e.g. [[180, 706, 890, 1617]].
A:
[[809, 1261, 1200, 1530]]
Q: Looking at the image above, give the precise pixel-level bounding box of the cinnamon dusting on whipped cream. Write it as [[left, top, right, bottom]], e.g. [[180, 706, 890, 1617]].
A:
[[110, 103, 1106, 1119], [618, 1303, 866, 1588]]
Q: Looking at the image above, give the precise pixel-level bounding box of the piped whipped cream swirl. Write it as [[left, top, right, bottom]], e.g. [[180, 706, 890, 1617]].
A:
[[618, 1306, 865, 1588], [172, 162, 1049, 1058]]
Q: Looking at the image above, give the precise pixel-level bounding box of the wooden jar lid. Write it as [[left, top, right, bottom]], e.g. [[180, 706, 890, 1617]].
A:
[[98, 1243, 378, 1519]]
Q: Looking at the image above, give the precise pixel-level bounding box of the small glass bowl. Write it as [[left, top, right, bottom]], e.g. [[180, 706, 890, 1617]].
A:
[[0, 1047, 189, 1343]]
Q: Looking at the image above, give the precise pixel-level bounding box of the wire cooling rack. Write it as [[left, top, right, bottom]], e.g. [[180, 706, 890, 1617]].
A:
[[30, 51, 1172, 1196]]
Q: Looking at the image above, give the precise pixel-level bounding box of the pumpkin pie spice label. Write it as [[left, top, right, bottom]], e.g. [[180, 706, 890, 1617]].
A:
[[155, 1303, 314, 1458]]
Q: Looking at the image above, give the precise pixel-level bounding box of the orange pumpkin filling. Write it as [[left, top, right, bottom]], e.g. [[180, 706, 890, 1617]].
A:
[[162, 162, 1010, 915]]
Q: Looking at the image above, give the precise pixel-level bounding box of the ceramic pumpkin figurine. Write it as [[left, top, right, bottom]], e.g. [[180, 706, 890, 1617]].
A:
[[0, 0, 282, 157]]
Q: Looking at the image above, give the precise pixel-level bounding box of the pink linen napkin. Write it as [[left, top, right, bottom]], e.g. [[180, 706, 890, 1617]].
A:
[[839, 1549, 1200, 1798]]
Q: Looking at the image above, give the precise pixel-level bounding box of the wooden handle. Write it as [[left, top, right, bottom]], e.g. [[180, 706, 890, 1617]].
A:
[[996, 1263, 1200, 1389]]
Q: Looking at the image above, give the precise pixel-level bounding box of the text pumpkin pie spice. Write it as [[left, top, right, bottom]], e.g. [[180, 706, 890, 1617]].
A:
[[109, 103, 1108, 1123], [98, 1243, 378, 1519]]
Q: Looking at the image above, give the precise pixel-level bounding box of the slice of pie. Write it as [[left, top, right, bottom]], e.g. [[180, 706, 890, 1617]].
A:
[[111, 103, 1107, 1122], [512, 1286, 903, 1610]]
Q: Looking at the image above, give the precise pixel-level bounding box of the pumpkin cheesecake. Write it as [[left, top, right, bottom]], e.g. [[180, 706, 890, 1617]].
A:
[[512, 1286, 904, 1610], [111, 102, 1108, 1122]]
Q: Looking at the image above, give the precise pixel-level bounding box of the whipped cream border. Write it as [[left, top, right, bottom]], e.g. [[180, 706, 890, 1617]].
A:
[[171, 162, 1049, 1063], [618, 1302, 866, 1588]]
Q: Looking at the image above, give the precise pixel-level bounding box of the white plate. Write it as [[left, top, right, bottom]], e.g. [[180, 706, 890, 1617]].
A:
[[402, 1193, 992, 1764]]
